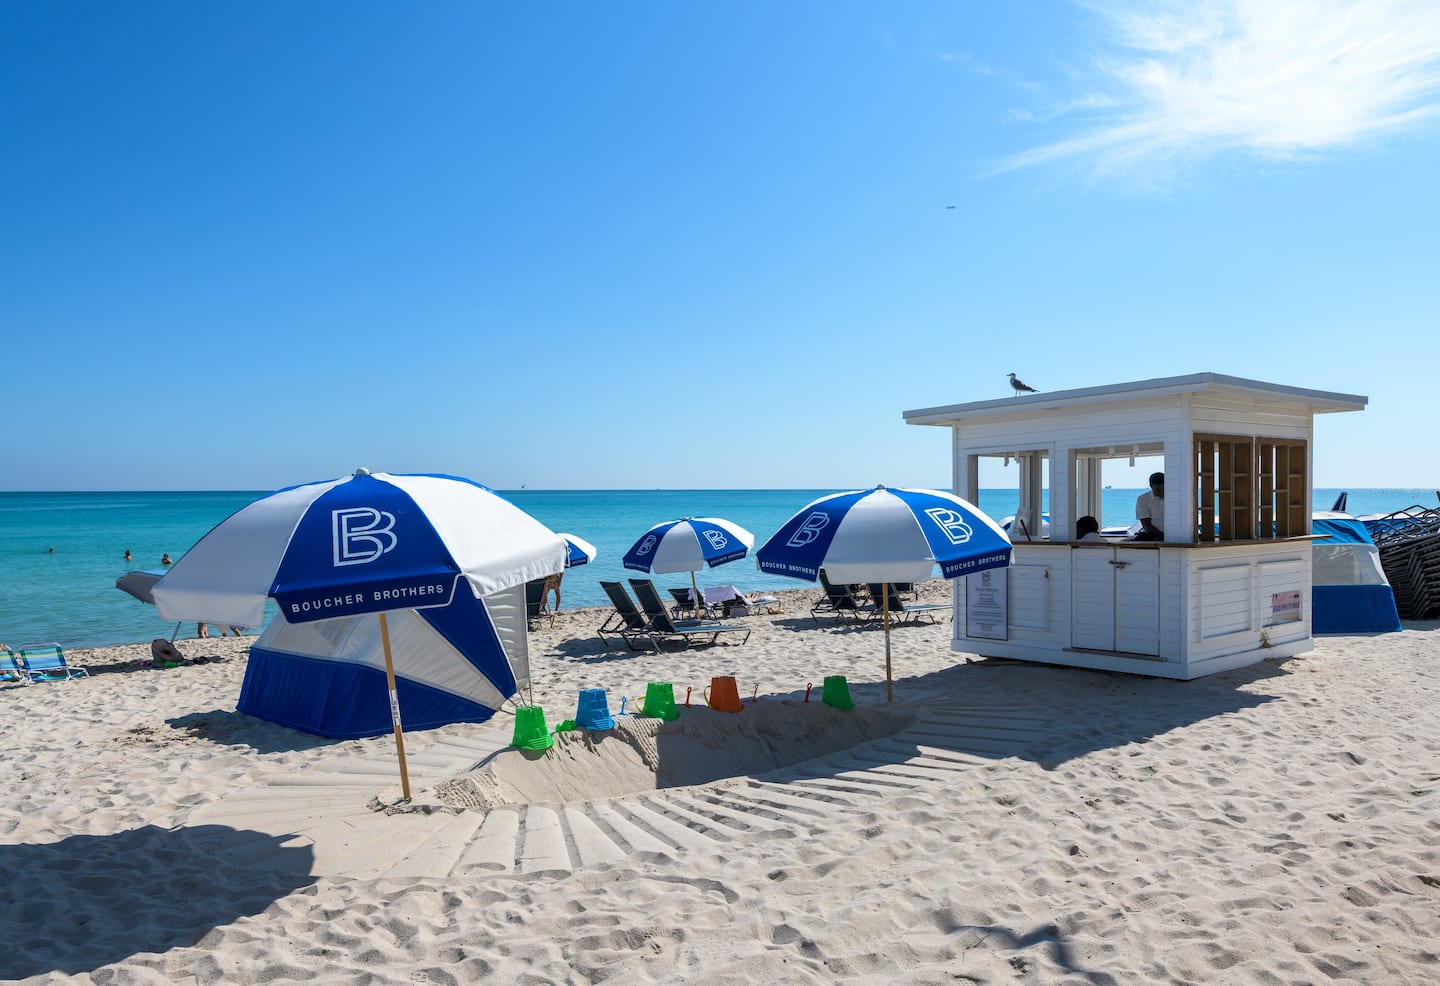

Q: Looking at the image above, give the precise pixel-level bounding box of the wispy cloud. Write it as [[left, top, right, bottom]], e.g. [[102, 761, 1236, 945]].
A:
[[997, 0, 1440, 177]]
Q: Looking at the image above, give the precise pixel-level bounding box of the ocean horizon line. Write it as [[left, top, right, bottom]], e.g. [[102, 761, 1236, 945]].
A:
[[11, 484, 1433, 496]]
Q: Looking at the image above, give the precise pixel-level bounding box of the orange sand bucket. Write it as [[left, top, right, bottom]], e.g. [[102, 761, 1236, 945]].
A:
[[703, 675, 743, 713]]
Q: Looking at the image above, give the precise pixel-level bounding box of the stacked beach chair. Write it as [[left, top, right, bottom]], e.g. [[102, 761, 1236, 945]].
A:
[[1368, 505, 1440, 619]]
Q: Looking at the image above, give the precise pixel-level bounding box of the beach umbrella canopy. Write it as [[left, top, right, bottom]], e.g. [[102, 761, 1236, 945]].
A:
[[756, 485, 1012, 699], [115, 569, 166, 606], [560, 533, 598, 568], [116, 568, 192, 646], [622, 516, 754, 609], [151, 468, 567, 799]]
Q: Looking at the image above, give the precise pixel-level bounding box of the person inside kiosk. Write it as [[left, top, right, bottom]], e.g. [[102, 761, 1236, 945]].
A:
[[1133, 472, 1165, 541]]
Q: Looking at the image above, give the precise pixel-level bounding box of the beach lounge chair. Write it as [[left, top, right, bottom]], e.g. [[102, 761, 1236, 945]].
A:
[[629, 579, 713, 626], [597, 581, 659, 651], [1, 648, 31, 685], [702, 584, 781, 617], [811, 570, 875, 624], [18, 643, 89, 681], [890, 582, 918, 601], [866, 584, 947, 625], [525, 577, 547, 624], [629, 579, 751, 649], [527, 572, 552, 627], [667, 587, 719, 621]]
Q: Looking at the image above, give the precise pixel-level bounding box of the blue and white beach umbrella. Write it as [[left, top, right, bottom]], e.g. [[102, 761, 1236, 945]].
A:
[[559, 533, 598, 568], [756, 485, 1012, 699], [152, 469, 567, 799], [622, 516, 755, 610]]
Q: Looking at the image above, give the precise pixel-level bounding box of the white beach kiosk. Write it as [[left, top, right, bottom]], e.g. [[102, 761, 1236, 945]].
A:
[[903, 373, 1367, 680]]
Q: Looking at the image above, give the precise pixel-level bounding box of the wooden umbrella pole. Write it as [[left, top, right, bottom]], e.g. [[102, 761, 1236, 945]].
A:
[[691, 571, 702, 620], [378, 612, 412, 802], [883, 582, 893, 702]]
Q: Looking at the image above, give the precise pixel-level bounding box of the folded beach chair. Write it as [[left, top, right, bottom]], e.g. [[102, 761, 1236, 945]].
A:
[[629, 579, 751, 650], [811, 570, 876, 625], [1, 648, 32, 685], [865, 584, 947, 625], [597, 581, 659, 651], [18, 643, 89, 681]]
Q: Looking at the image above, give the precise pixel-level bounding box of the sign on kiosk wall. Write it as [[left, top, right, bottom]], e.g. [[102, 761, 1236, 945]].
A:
[[966, 568, 1009, 640], [1269, 590, 1302, 624]]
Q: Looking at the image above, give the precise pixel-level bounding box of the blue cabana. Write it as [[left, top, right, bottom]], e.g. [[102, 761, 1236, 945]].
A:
[[239, 583, 530, 738], [1311, 512, 1402, 634]]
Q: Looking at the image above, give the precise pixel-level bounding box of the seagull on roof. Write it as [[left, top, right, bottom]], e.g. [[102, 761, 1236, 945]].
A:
[[1008, 372, 1039, 395]]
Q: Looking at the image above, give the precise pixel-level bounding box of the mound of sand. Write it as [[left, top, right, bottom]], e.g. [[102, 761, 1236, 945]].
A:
[[433, 699, 914, 809]]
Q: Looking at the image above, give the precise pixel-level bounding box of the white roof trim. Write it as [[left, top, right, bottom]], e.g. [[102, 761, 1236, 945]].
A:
[[904, 372, 1367, 426]]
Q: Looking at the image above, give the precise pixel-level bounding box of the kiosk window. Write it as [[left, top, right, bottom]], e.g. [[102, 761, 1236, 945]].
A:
[[1195, 436, 1307, 541]]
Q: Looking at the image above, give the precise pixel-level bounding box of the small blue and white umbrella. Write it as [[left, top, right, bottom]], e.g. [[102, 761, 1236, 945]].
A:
[[152, 469, 566, 799], [756, 485, 1011, 699], [559, 533, 598, 568], [622, 516, 755, 612]]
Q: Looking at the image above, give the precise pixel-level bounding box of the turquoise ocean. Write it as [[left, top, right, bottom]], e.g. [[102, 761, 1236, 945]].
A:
[[3, 487, 1434, 650]]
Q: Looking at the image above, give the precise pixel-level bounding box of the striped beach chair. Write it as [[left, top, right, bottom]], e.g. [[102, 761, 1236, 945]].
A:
[[1, 648, 31, 685], [17, 643, 89, 682]]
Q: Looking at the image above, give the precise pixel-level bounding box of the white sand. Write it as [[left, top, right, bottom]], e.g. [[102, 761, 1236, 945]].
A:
[[3, 585, 1438, 984]]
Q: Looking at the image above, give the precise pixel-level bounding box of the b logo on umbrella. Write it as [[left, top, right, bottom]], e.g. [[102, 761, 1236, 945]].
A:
[[332, 507, 398, 567], [785, 512, 830, 546], [925, 507, 973, 545], [634, 534, 657, 557], [702, 529, 730, 550]]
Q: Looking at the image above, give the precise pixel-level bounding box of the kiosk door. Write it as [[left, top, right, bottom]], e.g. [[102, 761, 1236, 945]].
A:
[[1071, 548, 1160, 655]]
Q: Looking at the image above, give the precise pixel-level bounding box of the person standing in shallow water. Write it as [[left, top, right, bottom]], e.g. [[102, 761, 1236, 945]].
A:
[[1134, 472, 1165, 541], [162, 553, 173, 565], [124, 549, 132, 562]]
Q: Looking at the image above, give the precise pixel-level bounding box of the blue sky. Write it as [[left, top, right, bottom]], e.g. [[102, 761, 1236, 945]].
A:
[[4, 1, 1438, 492]]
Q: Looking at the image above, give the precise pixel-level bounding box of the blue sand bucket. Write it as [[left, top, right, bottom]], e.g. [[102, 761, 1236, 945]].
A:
[[821, 675, 855, 711], [512, 705, 555, 750], [575, 687, 616, 730]]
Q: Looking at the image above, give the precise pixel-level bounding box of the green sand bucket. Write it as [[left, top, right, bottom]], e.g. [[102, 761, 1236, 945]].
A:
[[636, 681, 679, 721], [821, 675, 855, 710], [512, 705, 555, 750]]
